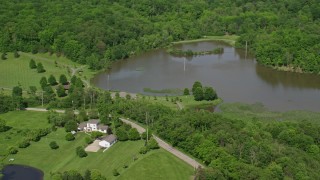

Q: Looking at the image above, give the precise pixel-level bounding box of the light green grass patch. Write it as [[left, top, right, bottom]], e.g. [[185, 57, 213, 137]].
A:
[[0, 52, 95, 90], [173, 35, 239, 46]]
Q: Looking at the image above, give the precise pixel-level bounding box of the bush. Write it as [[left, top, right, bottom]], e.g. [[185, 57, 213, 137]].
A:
[[76, 146, 87, 158], [85, 136, 94, 144], [128, 128, 140, 140], [139, 146, 149, 154], [50, 141, 59, 149], [37, 62, 46, 73], [1, 53, 7, 60], [65, 121, 78, 132], [91, 131, 103, 139], [29, 59, 37, 69], [147, 138, 159, 149], [8, 147, 18, 154], [112, 169, 120, 176], [18, 139, 30, 148], [14, 51, 20, 58], [65, 133, 75, 141]]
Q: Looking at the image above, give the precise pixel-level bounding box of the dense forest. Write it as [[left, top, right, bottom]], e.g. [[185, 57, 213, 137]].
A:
[[103, 98, 320, 179], [1, 0, 320, 72]]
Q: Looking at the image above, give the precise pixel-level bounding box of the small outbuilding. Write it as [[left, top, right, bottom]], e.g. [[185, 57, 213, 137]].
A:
[[99, 134, 117, 148]]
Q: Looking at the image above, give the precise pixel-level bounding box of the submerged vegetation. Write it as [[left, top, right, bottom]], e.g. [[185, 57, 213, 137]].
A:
[[167, 47, 224, 57]]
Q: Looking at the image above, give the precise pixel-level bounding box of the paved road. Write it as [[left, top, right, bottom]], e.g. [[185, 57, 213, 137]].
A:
[[120, 118, 204, 168]]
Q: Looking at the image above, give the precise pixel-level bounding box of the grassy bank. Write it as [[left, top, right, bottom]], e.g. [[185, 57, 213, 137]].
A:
[[0, 111, 194, 179], [172, 35, 239, 46], [0, 52, 96, 90]]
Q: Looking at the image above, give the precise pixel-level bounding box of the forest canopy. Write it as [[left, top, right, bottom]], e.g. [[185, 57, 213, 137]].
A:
[[0, 0, 320, 72]]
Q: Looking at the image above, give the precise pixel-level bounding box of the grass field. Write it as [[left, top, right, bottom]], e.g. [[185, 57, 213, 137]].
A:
[[172, 35, 239, 46], [0, 111, 50, 155], [139, 94, 222, 110], [0, 52, 96, 90], [0, 111, 194, 179]]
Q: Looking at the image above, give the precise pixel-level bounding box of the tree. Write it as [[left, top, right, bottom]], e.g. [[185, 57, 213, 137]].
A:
[[50, 141, 59, 149], [56, 85, 67, 97], [40, 77, 48, 89], [85, 136, 93, 145], [141, 130, 152, 140], [0, 118, 9, 132], [76, 146, 87, 158], [203, 87, 217, 101], [65, 132, 75, 141], [29, 59, 37, 69], [116, 127, 128, 141], [192, 81, 202, 94], [183, 88, 190, 95], [71, 76, 77, 84], [59, 74, 68, 85], [193, 87, 204, 101], [129, 128, 141, 140], [77, 109, 88, 122], [90, 169, 106, 180], [147, 138, 159, 149], [48, 75, 57, 86], [65, 120, 77, 132], [84, 170, 91, 180], [12, 85, 23, 110], [37, 62, 45, 73], [8, 147, 18, 154], [18, 139, 30, 148]]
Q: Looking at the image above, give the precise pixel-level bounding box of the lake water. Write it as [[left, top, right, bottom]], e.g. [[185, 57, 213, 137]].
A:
[[92, 41, 320, 112], [2, 165, 43, 180]]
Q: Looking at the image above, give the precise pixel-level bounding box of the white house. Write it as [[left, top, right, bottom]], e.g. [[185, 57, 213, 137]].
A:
[[78, 119, 109, 133], [99, 134, 117, 148]]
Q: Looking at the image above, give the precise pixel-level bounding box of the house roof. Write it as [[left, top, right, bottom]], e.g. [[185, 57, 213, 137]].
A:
[[87, 119, 100, 125], [98, 124, 109, 131], [102, 134, 117, 143], [78, 122, 87, 129]]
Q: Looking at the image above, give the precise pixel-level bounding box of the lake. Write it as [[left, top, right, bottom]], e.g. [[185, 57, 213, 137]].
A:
[[2, 164, 43, 180], [92, 41, 320, 112]]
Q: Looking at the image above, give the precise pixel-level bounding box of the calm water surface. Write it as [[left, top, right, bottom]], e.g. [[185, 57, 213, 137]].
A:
[[2, 165, 43, 180], [92, 41, 320, 112]]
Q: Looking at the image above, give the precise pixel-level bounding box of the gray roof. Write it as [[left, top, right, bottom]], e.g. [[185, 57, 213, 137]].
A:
[[102, 134, 117, 143], [87, 119, 100, 125], [78, 122, 87, 129], [98, 124, 109, 131]]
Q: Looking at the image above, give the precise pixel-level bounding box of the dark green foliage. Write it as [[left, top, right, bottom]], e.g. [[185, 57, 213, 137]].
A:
[[65, 132, 75, 141], [8, 147, 18, 154], [76, 146, 87, 158], [29, 59, 37, 69], [59, 74, 68, 85], [65, 120, 77, 132], [0, 94, 13, 114], [56, 85, 66, 97], [139, 146, 148, 154], [91, 131, 103, 139], [77, 109, 88, 122], [112, 169, 120, 176], [84, 170, 91, 180], [49, 141, 59, 149], [116, 127, 129, 141], [183, 88, 190, 95], [192, 81, 202, 94], [12, 85, 24, 110], [85, 136, 93, 145], [193, 87, 203, 101], [48, 75, 57, 86], [71, 76, 77, 84], [128, 128, 140, 140], [18, 139, 30, 148], [1, 53, 7, 60], [13, 51, 20, 58], [147, 138, 159, 149], [36, 62, 45, 73], [40, 77, 48, 89], [203, 87, 217, 101], [141, 130, 152, 140], [0, 118, 10, 132]]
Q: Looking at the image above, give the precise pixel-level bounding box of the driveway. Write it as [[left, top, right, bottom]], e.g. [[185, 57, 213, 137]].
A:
[[85, 140, 101, 152]]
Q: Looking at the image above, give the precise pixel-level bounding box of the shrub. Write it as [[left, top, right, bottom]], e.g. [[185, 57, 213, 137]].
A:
[[76, 146, 87, 158], [14, 51, 20, 58], [91, 131, 103, 139], [19, 139, 31, 148], [128, 128, 140, 140], [139, 146, 149, 154], [50, 141, 59, 149], [37, 62, 46, 73], [85, 136, 93, 145], [65, 133, 75, 141], [8, 147, 18, 154], [112, 169, 120, 176], [147, 138, 159, 149]]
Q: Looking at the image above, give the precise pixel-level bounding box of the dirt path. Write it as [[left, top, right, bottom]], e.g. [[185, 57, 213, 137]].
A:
[[120, 118, 204, 168], [176, 101, 184, 110]]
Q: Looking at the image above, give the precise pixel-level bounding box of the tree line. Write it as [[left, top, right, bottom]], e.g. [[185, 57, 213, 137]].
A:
[[0, 0, 319, 72]]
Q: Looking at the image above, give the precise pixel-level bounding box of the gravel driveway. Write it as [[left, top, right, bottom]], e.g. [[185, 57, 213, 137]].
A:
[[85, 140, 101, 152]]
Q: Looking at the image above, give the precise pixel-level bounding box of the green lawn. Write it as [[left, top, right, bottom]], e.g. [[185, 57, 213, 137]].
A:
[[0, 111, 50, 155], [0, 52, 96, 90], [140, 94, 222, 110], [1, 111, 194, 179]]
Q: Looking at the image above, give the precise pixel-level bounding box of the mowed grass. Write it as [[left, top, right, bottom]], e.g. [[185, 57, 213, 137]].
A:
[[0, 52, 95, 89], [0, 111, 50, 155], [1, 111, 194, 179]]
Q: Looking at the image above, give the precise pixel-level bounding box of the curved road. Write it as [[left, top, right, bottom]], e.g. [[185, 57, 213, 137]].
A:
[[120, 118, 204, 168]]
